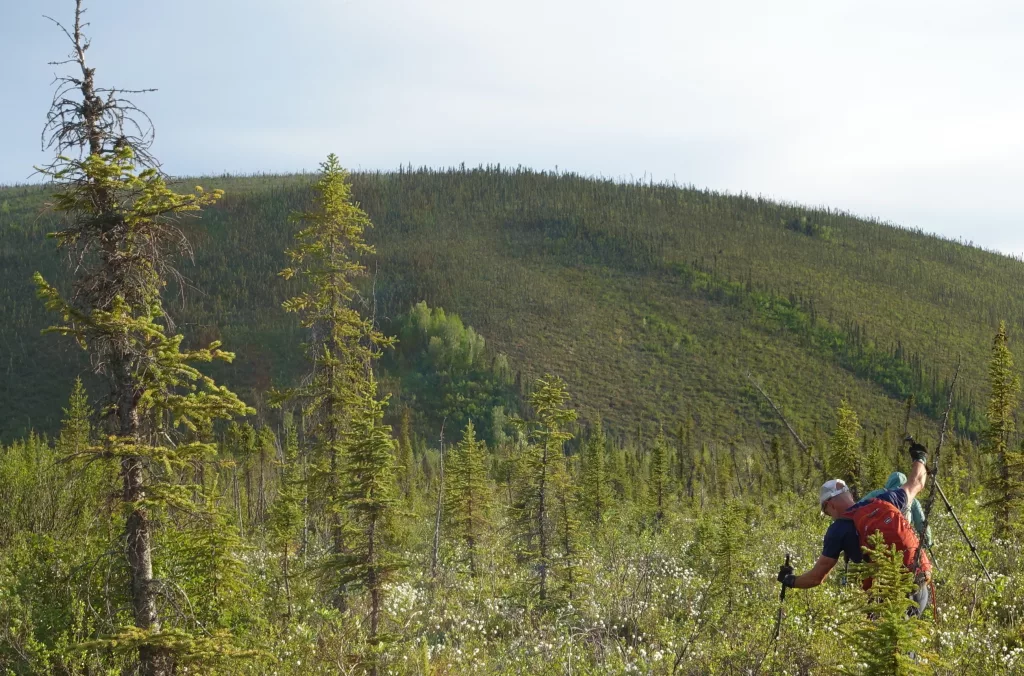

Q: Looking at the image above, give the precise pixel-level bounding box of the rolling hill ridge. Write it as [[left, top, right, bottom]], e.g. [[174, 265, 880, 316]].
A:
[[1, 167, 1019, 444]]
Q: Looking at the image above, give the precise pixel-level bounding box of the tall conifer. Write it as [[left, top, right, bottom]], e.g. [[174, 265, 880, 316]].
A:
[[278, 154, 394, 610], [397, 407, 415, 500], [445, 421, 491, 576], [336, 375, 401, 673], [828, 401, 862, 496], [983, 322, 1022, 538], [34, 4, 252, 671], [267, 413, 305, 620], [648, 434, 670, 523], [579, 418, 612, 525], [512, 375, 577, 604]]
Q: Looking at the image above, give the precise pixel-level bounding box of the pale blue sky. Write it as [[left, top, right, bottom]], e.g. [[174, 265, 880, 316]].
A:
[[3, 0, 1023, 255]]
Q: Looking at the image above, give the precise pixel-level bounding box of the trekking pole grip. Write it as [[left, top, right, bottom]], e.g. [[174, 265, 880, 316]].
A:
[[780, 553, 791, 602]]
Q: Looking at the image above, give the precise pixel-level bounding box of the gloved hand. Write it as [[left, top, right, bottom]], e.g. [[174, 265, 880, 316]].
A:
[[777, 564, 795, 587], [908, 441, 928, 465]]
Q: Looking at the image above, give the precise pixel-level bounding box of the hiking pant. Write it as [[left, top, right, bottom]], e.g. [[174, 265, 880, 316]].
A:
[[909, 580, 930, 618]]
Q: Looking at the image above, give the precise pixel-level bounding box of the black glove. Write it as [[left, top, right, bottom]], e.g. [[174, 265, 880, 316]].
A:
[[908, 441, 928, 465], [777, 564, 795, 587]]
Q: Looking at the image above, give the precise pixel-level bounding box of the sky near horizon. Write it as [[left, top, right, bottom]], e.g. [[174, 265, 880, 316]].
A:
[[2, 0, 1023, 255]]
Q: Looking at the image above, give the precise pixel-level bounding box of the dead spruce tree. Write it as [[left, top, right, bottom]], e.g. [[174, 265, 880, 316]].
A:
[[34, 2, 251, 673]]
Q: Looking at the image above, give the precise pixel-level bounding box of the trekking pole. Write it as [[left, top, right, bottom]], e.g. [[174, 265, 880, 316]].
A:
[[772, 553, 791, 642], [910, 358, 993, 584], [933, 479, 994, 584], [754, 553, 790, 676], [912, 358, 959, 574]]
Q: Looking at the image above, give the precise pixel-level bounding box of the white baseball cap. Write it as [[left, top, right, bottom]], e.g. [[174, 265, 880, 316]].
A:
[[819, 479, 849, 507]]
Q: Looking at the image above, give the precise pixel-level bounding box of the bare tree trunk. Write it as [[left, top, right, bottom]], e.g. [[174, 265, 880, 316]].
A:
[[282, 543, 292, 621], [430, 423, 446, 579], [233, 466, 243, 538], [328, 429, 346, 611], [301, 454, 309, 562], [368, 515, 380, 676], [245, 466, 253, 526], [559, 487, 573, 599], [258, 445, 267, 523], [538, 444, 548, 602], [467, 486, 477, 578]]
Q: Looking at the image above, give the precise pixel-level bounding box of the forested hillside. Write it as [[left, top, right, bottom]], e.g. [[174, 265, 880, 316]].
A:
[[2, 167, 1019, 443]]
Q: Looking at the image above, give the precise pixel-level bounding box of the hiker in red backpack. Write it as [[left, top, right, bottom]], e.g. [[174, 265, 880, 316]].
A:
[[777, 440, 932, 616]]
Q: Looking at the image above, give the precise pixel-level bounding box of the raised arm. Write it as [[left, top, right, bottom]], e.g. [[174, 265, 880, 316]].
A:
[[902, 442, 929, 503]]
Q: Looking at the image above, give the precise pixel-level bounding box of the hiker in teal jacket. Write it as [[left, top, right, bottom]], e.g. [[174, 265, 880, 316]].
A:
[[864, 471, 933, 548]]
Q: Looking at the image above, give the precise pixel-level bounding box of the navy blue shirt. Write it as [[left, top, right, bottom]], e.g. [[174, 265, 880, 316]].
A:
[[822, 489, 909, 562]]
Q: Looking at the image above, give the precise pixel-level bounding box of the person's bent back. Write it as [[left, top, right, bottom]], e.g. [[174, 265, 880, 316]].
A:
[[777, 441, 931, 615]]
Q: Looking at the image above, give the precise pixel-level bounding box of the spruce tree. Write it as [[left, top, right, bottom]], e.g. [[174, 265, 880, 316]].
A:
[[648, 434, 670, 523], [983, 321, 1022, 538], [267, 413, 305, 621], [278, 153, 393, 610], [237, 422, 258, 531], [579, 418, 612, 525], [34, 5, 252, 671], [715, 444, 734, 500], [946, 435, 968, 495], [175, 478, 249, 629], [714, 501, 746, 612], [675, 421, 699, 500], [512, 375, 577, 604], [255, 425, 275, 524], [842, 532, 939, 675], [609, 442, 631, 502], [552, 454, 583, 602], [57, 377, 91, 456], [445, 421, 491, 576], [695, 441, 710, 506], [862, 433, 887, 493], [397, 406, 415, 501], [829, 400, 862, 496], [336, 375, 401, 673]]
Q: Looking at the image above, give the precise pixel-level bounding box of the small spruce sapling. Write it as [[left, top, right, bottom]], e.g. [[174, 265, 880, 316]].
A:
[[842, 532, 939, 675]]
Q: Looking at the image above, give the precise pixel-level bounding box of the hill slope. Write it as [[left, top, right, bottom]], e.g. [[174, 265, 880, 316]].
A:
[[1, 168, 1020, 442]]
